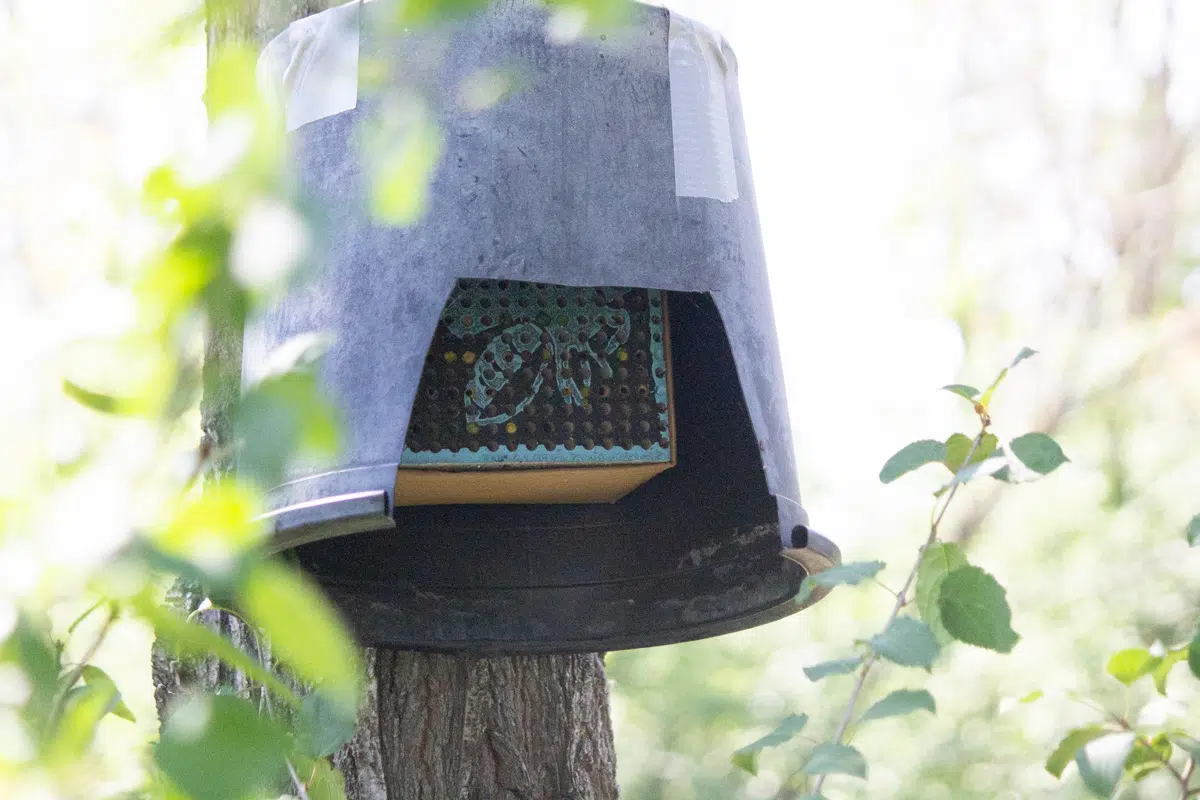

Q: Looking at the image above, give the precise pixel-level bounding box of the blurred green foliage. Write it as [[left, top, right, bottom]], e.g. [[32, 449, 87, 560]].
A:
[[0, 34, 362, 800], [3, 0, 1200, 799]]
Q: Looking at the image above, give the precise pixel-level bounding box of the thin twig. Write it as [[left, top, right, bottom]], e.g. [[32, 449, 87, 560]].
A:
[[810, 425, 988, 795], [46, 603, 118, 733], [1179, 757, 1194, 800], [871, 578, 900, 599]]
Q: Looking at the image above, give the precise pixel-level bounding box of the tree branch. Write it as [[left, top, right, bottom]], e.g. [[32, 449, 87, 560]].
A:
[[810, 426, 988, 795]]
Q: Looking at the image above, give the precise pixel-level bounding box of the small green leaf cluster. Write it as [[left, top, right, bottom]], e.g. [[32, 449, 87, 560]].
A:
[[1038, 514, 1200, 798]]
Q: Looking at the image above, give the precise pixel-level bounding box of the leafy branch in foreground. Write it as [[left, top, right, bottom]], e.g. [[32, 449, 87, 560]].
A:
[[1032, 513, 1200, 799], [732, 348, 1068, 796]]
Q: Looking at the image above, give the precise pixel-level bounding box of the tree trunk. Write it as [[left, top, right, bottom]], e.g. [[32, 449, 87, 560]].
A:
[[152, 3, 620, 798]]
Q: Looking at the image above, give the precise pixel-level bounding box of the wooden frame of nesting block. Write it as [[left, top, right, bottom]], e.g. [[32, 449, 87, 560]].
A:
[[395, 281, 676, 505]]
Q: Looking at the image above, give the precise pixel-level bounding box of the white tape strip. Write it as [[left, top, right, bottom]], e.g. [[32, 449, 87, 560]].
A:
[[667, 12, 739, 202], [257, 0, 362, 132]]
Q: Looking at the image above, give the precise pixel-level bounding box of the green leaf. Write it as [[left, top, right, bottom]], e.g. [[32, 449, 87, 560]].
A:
[[946, 456, 1010, 486], [389, 0, 489, 25], [1010, 347, 1039, 368], [1046, 726, 1109, 778], [869, 617, 940, 670], [858, 689, 936, 723], [299, 691, 358, 758], [801, 742, 868, 780], [978, 348, 1037, 408], [1125, 733, 1171, 781], [1008, 433, 1069, 476], [137, 598, 302, 709], [1075, 732, 1135, 798], [66, 599, 107, 636], [4, 614, 61, 724], [81, 665, 135, 723], [915, 542, 968, 643], [807, 561, 886, 589], [937, 566, 1019, 653], [155, 694, 289, 800], [1187, 514, 1200, 546], [731, 714, 809, 775], [154, 483, 268, 576], [235, 371, 341, 489], [879, 440, 946, 484], [1105, 649, 1159, 687], [943, 433, 998, 473], [49, 685, 118, 758], [307, 758, 350, 800], [62, 379, 138, 415], [369, 119, 444, 225], [237, 560, 362, 709], [803, 657, 863, 682], [1170, 734, 1200, 759], [1152, 648, 1187, 694], [1189, 621, 1200, 681], [941, 384, 980, 401]]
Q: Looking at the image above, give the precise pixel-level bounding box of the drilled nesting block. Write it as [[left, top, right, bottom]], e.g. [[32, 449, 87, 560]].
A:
[[394, 280, 675, 505]]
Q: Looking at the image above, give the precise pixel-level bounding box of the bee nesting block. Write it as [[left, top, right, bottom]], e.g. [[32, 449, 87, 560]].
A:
[[395, 280, 676, 505]]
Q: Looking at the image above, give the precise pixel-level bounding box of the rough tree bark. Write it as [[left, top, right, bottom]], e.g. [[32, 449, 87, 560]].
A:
[[152, 2, 620, 798]]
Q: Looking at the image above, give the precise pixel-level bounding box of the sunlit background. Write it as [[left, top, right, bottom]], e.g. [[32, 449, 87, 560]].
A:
[[3, 0, 1200, 797]]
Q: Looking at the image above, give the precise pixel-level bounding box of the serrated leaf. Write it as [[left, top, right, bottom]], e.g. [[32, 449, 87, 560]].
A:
[[915, 542, 968, 643], [81, 665, 135, 723], [155, 694, 289, 800], [1008, 433, 1069, 476], [1046, 726, 1109, 778], [731, 714, 809, 775], [879, 440, 946, 484], [1187, 514, 1200, 546], [807, 561, 886, 589], [937, 566, 1019, 653], [858, 689, 936, 723], [1075, 732, 1135, 798], [299, 691, 358, 758], [803, 657, 863, 682], [943, 433, 998, 473], [869, 617, 939, 670], [237, 560, 362, 709], [942, 384, 980, 401], [1105, 649, 1159, 687], [801, 742, 867, 779]]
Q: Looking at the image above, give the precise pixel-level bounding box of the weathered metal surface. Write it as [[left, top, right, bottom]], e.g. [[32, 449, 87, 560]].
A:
[[246, 2, 841, 650]]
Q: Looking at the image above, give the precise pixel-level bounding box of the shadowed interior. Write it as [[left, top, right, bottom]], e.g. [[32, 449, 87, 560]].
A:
[[292, 291, 806, 651]]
